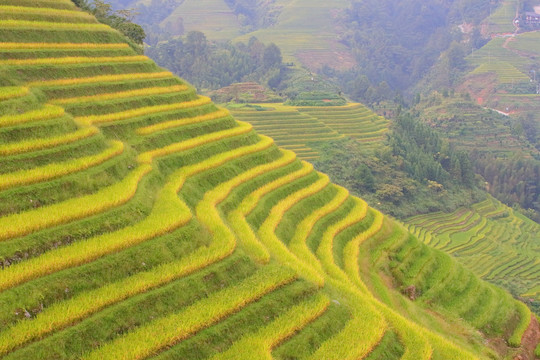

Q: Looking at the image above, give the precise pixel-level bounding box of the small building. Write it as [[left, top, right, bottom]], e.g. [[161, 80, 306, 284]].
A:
[[524, 12, 540, 26]]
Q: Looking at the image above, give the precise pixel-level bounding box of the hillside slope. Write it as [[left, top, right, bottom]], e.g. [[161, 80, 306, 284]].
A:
[[0, 1, 537, 359]]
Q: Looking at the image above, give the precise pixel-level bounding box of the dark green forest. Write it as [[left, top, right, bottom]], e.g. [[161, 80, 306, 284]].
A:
[[147, 32, 284, 91]]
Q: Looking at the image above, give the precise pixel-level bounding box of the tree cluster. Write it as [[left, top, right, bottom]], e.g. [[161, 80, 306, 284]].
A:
[[147, 32, 284, 91], [71, 0, 146, 45]]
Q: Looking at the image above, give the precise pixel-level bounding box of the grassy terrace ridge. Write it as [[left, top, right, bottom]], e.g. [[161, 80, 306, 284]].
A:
[[406, 196, 540, 306], [0, 2, 537, 360]]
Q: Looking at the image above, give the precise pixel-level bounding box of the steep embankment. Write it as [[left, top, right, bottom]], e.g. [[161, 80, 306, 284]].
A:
[[0, 1, 537, 359]]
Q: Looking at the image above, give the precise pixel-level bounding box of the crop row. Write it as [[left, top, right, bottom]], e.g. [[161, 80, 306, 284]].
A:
[[209, 293, 329, 359], [137, 108, 229, 135], [0, 42, 129, 50], [52, 84, 188, 105], [0, 54, 148, 66], [78, 96, 211, 125], [29, 71, 172, 87], [0, 5, 98, 23], [2, 0, 75, 9], [0, 139, 123, 191], [0, 86, 29, 100], [82, 266, 297, 360], [258, 171, 331, 287], [0, 104, 64, 127], [0, 123, 98, 155], [0, 19, 113, 31], [229, 157, 314, 264]]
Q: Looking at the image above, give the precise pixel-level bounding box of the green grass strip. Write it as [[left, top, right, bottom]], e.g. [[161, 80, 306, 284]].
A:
[[81, 266, 297, 360], [78, 96, 212, 125], [0, 122, 99, 155], [52, 85, 189, 105], [0, 104, 64, 127], [258, 172, 330, 287], [0, 55, 148, 66], [209, 293, 330, 359], [0, 140, 123, 191], [0, 86, 29, 101], [0, 20, 113, 31], [229, 156, 313, 264], [0, 42, 129, 50]]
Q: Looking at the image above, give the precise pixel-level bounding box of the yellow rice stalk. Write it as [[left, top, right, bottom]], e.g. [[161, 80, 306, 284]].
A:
[[138, 121, 253, 164], [316, 197, 368, 285], [136, 108, 230, 135], [0, 165, 151, 243], [230, 160, 314, 264], [227, 150, 297, 263], [288, 185, 349, 277], [209, 293, 330, 360], [0, 20, 112, 31], [307, 278, 387, 360], [0, 6, 97, 20], [28, 71, 173, 87], [0, 136, 274, 352], [52, 84, 189, 105], [0, 55, 149, 66], [81, 267, 297, 360], [78, 96, 212, 125], [0, 123, 99, 156], [343, 208, 384, 293], [0, 140, 124, 191], [257, 173, 330, 287], [0, 42, 129, 50], [0, 104, 64, 127], [0, 86, 29, 100]]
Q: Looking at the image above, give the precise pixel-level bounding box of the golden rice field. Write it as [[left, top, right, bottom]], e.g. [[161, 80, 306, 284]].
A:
[[0, 1, 536, 359]]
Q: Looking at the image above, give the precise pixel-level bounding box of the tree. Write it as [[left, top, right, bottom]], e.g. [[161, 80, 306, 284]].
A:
[[263, 43, 282, 70]]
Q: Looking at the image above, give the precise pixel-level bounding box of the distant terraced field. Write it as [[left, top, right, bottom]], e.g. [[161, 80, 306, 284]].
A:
[[0, 1, 536, 359], [231, 103, 389, 161], [406, 196, 540, 303]]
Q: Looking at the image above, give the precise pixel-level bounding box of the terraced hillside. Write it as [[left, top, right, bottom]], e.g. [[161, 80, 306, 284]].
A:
[[406, 196, 540, 304], [0, 1, 537, 359], [231, 103, 389, 161]]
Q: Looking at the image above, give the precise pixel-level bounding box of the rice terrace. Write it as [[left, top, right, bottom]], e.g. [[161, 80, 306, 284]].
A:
[[0, 0, 538, 359]]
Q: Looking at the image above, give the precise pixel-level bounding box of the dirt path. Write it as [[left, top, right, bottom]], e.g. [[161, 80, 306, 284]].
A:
[[515, 314, 540, 360]]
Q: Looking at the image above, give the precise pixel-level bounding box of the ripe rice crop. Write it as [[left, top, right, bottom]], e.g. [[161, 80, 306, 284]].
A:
[[0, 164, 151, 243], [0, 42, 129, 49], [53, 85, 189, 105], [0, 20, 112, 31], [0, 124, 98, 155], [0, 86, 28, 100], [0, 55, 148, 66], [0, 140, 124, 191], [209, 293, 330, 360], [0, 104, 64, 127], [28, 71, 173, 86], [288, 185, 349, 278], [81, 267, 297, 360], [138, 121, 253, 164], [0, 137, 275, 353], [78, 96, 212, 125], [257, 173, 330, 287], [137, 108, 230, 135], [228, 150, 298, 263], [0, 6, 97, 21]]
